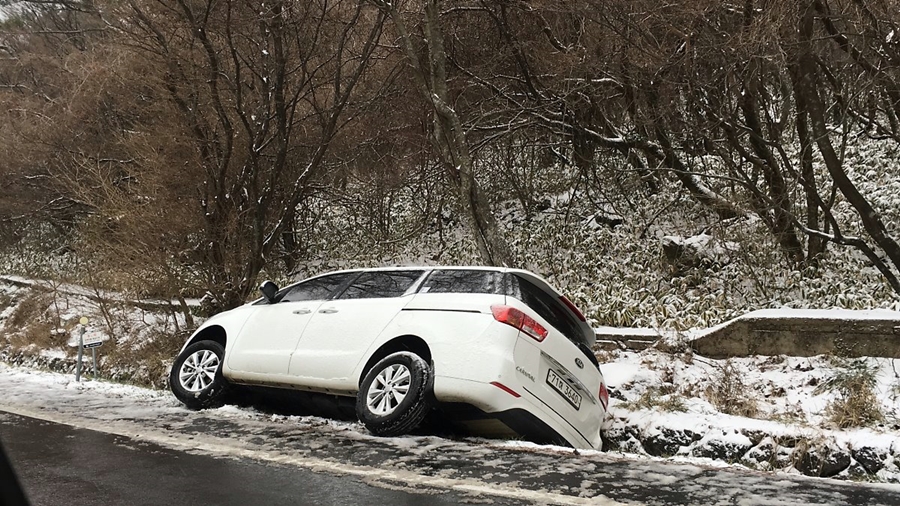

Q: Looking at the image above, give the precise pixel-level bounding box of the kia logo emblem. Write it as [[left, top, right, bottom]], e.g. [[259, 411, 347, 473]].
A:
[[575, 358, 584, 369]]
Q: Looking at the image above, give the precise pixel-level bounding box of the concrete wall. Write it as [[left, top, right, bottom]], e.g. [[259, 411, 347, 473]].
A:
[[689, 316, 900, 358], [595, 310, 900, 358]]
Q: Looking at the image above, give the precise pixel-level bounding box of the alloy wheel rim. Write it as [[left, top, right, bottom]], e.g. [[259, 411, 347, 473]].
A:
[[179, 349, 220, 393], [366, 363, 411, 416]]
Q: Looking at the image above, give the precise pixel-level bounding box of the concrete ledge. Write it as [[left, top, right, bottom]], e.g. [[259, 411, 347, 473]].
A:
[[594, 326, 660, 351], [689, 309, 900, 358], [595, 309, 900, 358]]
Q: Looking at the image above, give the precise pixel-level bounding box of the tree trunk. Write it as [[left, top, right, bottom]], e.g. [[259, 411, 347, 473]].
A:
[[791, 71, 826, 263], [381, 0, 512, 266], [796, 2, 900, 280], [739, 61, 805, 263]]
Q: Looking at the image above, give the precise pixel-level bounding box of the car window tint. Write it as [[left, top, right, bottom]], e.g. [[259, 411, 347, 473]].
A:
[[420, 270, 502, 294], [514, 276, 585, 345], [280, 273, 354, 303], [337, 271, 421, 299]]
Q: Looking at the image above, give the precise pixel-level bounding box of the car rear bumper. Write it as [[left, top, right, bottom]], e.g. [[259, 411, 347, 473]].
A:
[[432, 375, 603, 450]]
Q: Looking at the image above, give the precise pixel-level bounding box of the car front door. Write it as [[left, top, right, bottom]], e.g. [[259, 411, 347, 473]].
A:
[[226, 272, 356, 377], [287, 270, 424, 386]]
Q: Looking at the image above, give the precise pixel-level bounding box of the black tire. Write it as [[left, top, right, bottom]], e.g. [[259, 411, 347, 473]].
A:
[[356, 351, 433, 437], [169, 340, 229, 410]]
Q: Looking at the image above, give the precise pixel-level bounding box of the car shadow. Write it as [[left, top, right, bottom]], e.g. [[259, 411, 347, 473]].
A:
[[226, 385, 473, 439]]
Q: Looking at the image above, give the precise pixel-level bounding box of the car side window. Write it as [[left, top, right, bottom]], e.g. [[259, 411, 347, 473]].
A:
[[419, 270, 502, 294], [513, 276, 584, 345], [337, 271, 422, 299], [280, 273, 355, 303]]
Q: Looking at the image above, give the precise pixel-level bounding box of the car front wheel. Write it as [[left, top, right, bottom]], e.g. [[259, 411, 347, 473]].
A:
[[169, 340, 229, 410], [356, 352, 433, 437]]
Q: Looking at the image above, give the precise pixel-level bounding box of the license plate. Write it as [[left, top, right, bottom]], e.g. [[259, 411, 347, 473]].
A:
[[546, 369, 582, 410]]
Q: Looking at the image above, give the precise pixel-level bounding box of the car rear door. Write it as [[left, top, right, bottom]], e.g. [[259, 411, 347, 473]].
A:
[[227, 272, 356, 376], [287, 270, 425, 385]]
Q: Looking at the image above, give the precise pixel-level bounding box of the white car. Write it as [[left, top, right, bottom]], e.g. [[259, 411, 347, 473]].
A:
[[169, 267, 609, 449]]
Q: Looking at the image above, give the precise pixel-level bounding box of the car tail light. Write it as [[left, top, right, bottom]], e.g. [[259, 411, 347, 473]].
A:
[[599, 382, 609, 410], [560, 296, 586, 322], [491, 305, 548, 342], [490, 381, 521, 398]]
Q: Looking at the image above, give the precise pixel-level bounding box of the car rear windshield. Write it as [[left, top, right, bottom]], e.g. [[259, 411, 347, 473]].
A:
[[511, 275, 587, 347], [419, 269, 506, 294]]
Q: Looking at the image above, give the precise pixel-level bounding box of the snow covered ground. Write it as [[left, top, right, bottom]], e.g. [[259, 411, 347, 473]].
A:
[[2, 363, 900, 505], [602, 348, 900, 481], [0, 2, 26, 22]]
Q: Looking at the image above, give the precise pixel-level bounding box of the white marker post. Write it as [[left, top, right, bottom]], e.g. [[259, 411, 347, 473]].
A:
[[75, 317, 87, 382], [67, 317, 108, 382], [92, 341, 97, 379]]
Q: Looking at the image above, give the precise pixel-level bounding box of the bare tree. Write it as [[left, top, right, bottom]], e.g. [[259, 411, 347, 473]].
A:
[[117, 0, 387, 308], [372, 0, 513, 266]]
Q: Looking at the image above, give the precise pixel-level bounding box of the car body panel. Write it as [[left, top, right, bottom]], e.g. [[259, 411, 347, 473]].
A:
[[225, 300, 324, 375], [175, 265, 607, 449], [402, 292, 498, 314], [288, 294, 416, 386]]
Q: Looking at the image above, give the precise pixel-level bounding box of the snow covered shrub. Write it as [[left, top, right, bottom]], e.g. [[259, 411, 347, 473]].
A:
[[103, 328, 187, 389], [770, 407, 807, 425], [0, 225, 78, 281], [705, 360, 758, 418], [817, 359, 885, 428]]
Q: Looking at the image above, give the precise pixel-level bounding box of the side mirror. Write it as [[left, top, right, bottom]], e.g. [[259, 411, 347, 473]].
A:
[[259, 280, 279, 303]]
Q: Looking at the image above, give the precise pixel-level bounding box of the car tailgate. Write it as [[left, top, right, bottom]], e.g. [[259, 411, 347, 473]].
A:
[[513, 329, 603, 439]]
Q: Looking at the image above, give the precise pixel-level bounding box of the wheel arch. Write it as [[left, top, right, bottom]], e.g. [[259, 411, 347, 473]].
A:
[[186, 325, 227, 350], [358, 335, 432, 388]]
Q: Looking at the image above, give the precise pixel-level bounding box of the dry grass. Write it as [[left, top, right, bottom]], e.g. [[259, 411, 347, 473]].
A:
[[705, 360, 759, 418], [826, 390, 885, 429], [10, 321, 58, 350], [817, 359, 885, 428], [770, 407, 807, 425], [620, 385, 688, 412], [7, 292, 51, 330], [5, 292, 64, 350], [102, 329, 187, 388], [0, 291, 12, 310]]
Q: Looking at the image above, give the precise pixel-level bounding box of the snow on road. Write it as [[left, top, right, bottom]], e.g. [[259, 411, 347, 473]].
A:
[[2, 364, 900, 505]]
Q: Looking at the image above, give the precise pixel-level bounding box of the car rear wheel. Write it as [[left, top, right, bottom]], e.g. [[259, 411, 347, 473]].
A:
[[356, 352, 433, 437], [169, 340, 229, 410]]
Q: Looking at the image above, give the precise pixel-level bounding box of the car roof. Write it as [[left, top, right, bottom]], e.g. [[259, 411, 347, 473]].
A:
[[299, 266, 596, 346], [305, 265, 547, 276]]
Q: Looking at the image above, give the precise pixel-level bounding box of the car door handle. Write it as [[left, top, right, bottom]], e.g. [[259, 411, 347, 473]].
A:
[[292, 309, 311, 315], [318, 308, 339, 314]]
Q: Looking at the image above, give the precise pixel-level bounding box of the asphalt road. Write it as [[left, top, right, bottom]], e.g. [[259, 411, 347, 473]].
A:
[[0, 413, 513, 506], [2, 369, 900, 506]]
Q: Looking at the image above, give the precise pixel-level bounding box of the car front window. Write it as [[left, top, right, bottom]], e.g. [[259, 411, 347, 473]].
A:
[[279, 273, 356, 303]]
